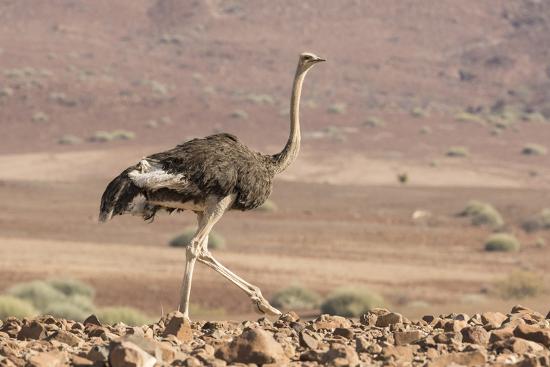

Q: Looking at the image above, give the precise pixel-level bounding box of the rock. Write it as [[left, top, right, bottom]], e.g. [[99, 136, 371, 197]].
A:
[[376, 312, 403, 327], [355, 337, 370, 353], [514, 323, 550, 347], [109, 341, 156, 367], [480, 312, 507, 329], [461, 326, 489, 345], [71, 355, 94, 366], [444, 319, 468, 332], [17, 321, 46, 340], [506, 337, 544, 354], [28, 351, 68, 367], [162, 312, 192, 343], [427, 350, 486, 367], [380, 343, 415, 362], [394, 330, 423, 345], [83, 315, 101, 326], [50, 330, 83, 347], [87, 345, 109, 363], [313, 315, 351, 330], [359, 313, 377, 326], [299, 330, 319, 350], [279, 311, 299, 323], [434, 331, 462, 345], [215, 328, 287, 365], [546, 311, 550, 320], [511, 305, 534, 314], [333, 328, 354, 339], [321, 343, 359, 367], [489, 327, 514, 343]]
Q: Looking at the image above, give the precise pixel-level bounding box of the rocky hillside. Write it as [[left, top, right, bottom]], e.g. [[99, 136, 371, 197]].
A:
[[0, 305, 549, 366]]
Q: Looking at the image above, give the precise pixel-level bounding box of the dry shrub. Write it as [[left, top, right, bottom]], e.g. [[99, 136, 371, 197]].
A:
[[484, 233, 520, 252], [271, 286, 321, 311], [320, 287, 384, 317], [495, 271, 544, 299]]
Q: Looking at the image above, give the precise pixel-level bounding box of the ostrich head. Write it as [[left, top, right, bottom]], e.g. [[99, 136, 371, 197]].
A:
[[298, 52, 326, 73]]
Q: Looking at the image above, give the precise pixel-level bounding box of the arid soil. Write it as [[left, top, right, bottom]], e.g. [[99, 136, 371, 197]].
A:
[[1, 0, 550, 328], [1, 306, 550, 366]]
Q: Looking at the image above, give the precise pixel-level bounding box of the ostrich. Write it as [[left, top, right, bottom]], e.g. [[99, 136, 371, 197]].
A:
[[99, 52, 325, 319]]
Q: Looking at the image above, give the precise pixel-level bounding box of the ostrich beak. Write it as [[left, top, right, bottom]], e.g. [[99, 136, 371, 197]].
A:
[[315, 57, 326, 63]]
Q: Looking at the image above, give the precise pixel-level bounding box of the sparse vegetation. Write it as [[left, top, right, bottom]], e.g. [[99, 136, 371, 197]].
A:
[[320, 287, 384, 317], [111, 130, 136, 141], [419, 126, 432, 134], [97, 307, 150, 326], [327, 103, 347, 115], [454, 112, 485, 125], [255, 199, 278, 212], [230, 110, 248, 119], [271, 286, 321, 310], [88, 130, 136, 143], [459, 200, 504, 228], [43, 302, 89, 322], [363, 117, 385, 128], [521, 143, 547, 156], [521, 208, 550, 232], [484, 233, 520, 252], [58, 134, 82, 145], [48, 278, 95, 298], [170, 228, 226, 250], [246, 93, 275, 105], [0, 295, 37, 320], [7, 281, 67, 310], [446, 146, 469, 157], [411, 107, 428, 118], [397, 173, 408, 184], [495, 271, 543, 299]]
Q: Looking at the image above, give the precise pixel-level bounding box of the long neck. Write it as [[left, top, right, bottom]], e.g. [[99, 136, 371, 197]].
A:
[[272, 66, 306, 174]]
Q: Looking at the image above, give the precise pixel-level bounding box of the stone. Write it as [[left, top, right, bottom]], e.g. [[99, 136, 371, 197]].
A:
[[433, 332, 462, 345], [215, 328, 287, 365], [489, 327, 514, 343], [322, 343, 359, 367], [28, 351, 68, 367], [461, 326, 489, 345], [511, 305, 534, 314], [376, 312, 403, 327], [87, 345, 109, 363], [71, 355, 94, 366], [514, 324, 550, 347], [333, 327, 354, 339], [51, 330, 83, 347], [109, 341, 156, 367], [444, 319, 467, 332], [17, 321, 46, 340], [279, 311, 299, 323], [299, 330, 319, 350], [359, 313, 377, 326], [480, 312, 507, 329], [83, 315, 101, 326], [162, 312, 192, 343], [313, 315, 351, 330], [380, 343, 415, 362], [355, 336, 370, 353], [506, 337, 544, 354], [427, 350, 486, 367], [394, 330, 423, 345]]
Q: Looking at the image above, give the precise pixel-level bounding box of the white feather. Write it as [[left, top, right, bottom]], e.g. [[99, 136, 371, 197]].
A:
[[128, 160, 188, 191]]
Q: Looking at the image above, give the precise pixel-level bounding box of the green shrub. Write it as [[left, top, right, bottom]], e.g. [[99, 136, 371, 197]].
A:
[[459, 200, 503, 228], [169, 228, 225, 250], [47, 278, 95, 298], [246, 94, 275, 105], [230, 110, 248, 119], [89, 131, 113, 143], [0, 296, 37, 320], [397, 173, 408, 184], [97, 307, 150, 326], [32, 111, 49, 123], [454, 112, 485, 125], [522, 209, 550, 232], [446, 146, 469, 157], [43, 302, 90, 322], [411, 107, 428, 118], [271, 286, 321, 310], [484, 233, 520, 252], [255, 199, 278, 212], [495, 271, 543, 299], [7, 281, 66, 310], [522, 143, 547, 156], [363, 117, 385, 128], [58, 134, 82, 145], [111, 130, 136, 141], [327, 103, 347, 114], [320, 288, 384, 317], [419, 126, 432, 134]]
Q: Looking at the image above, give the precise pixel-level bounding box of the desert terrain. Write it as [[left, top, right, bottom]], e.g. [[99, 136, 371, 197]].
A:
[[0, 0, 549, 326]]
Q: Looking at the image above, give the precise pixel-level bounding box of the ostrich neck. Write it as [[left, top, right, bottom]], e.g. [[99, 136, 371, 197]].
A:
[[272, 67, 306, 174]]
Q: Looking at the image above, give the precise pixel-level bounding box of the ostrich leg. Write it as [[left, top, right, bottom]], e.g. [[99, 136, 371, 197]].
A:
[[178, 195, 234, 318], [198, 252, 282, 316]]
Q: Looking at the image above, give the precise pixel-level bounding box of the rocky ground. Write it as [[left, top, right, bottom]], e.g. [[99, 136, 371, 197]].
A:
[[0, 305, 549, 366]]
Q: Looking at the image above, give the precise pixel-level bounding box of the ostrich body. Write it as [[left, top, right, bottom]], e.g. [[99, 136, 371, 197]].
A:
[[99, 52, 325, 319]]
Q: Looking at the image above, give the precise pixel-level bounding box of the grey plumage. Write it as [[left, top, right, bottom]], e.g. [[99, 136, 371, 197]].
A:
[[99, 133, 277, 221]]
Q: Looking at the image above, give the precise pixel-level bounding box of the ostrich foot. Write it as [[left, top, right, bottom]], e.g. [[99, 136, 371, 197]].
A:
[[252, 296, 282, 316]]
